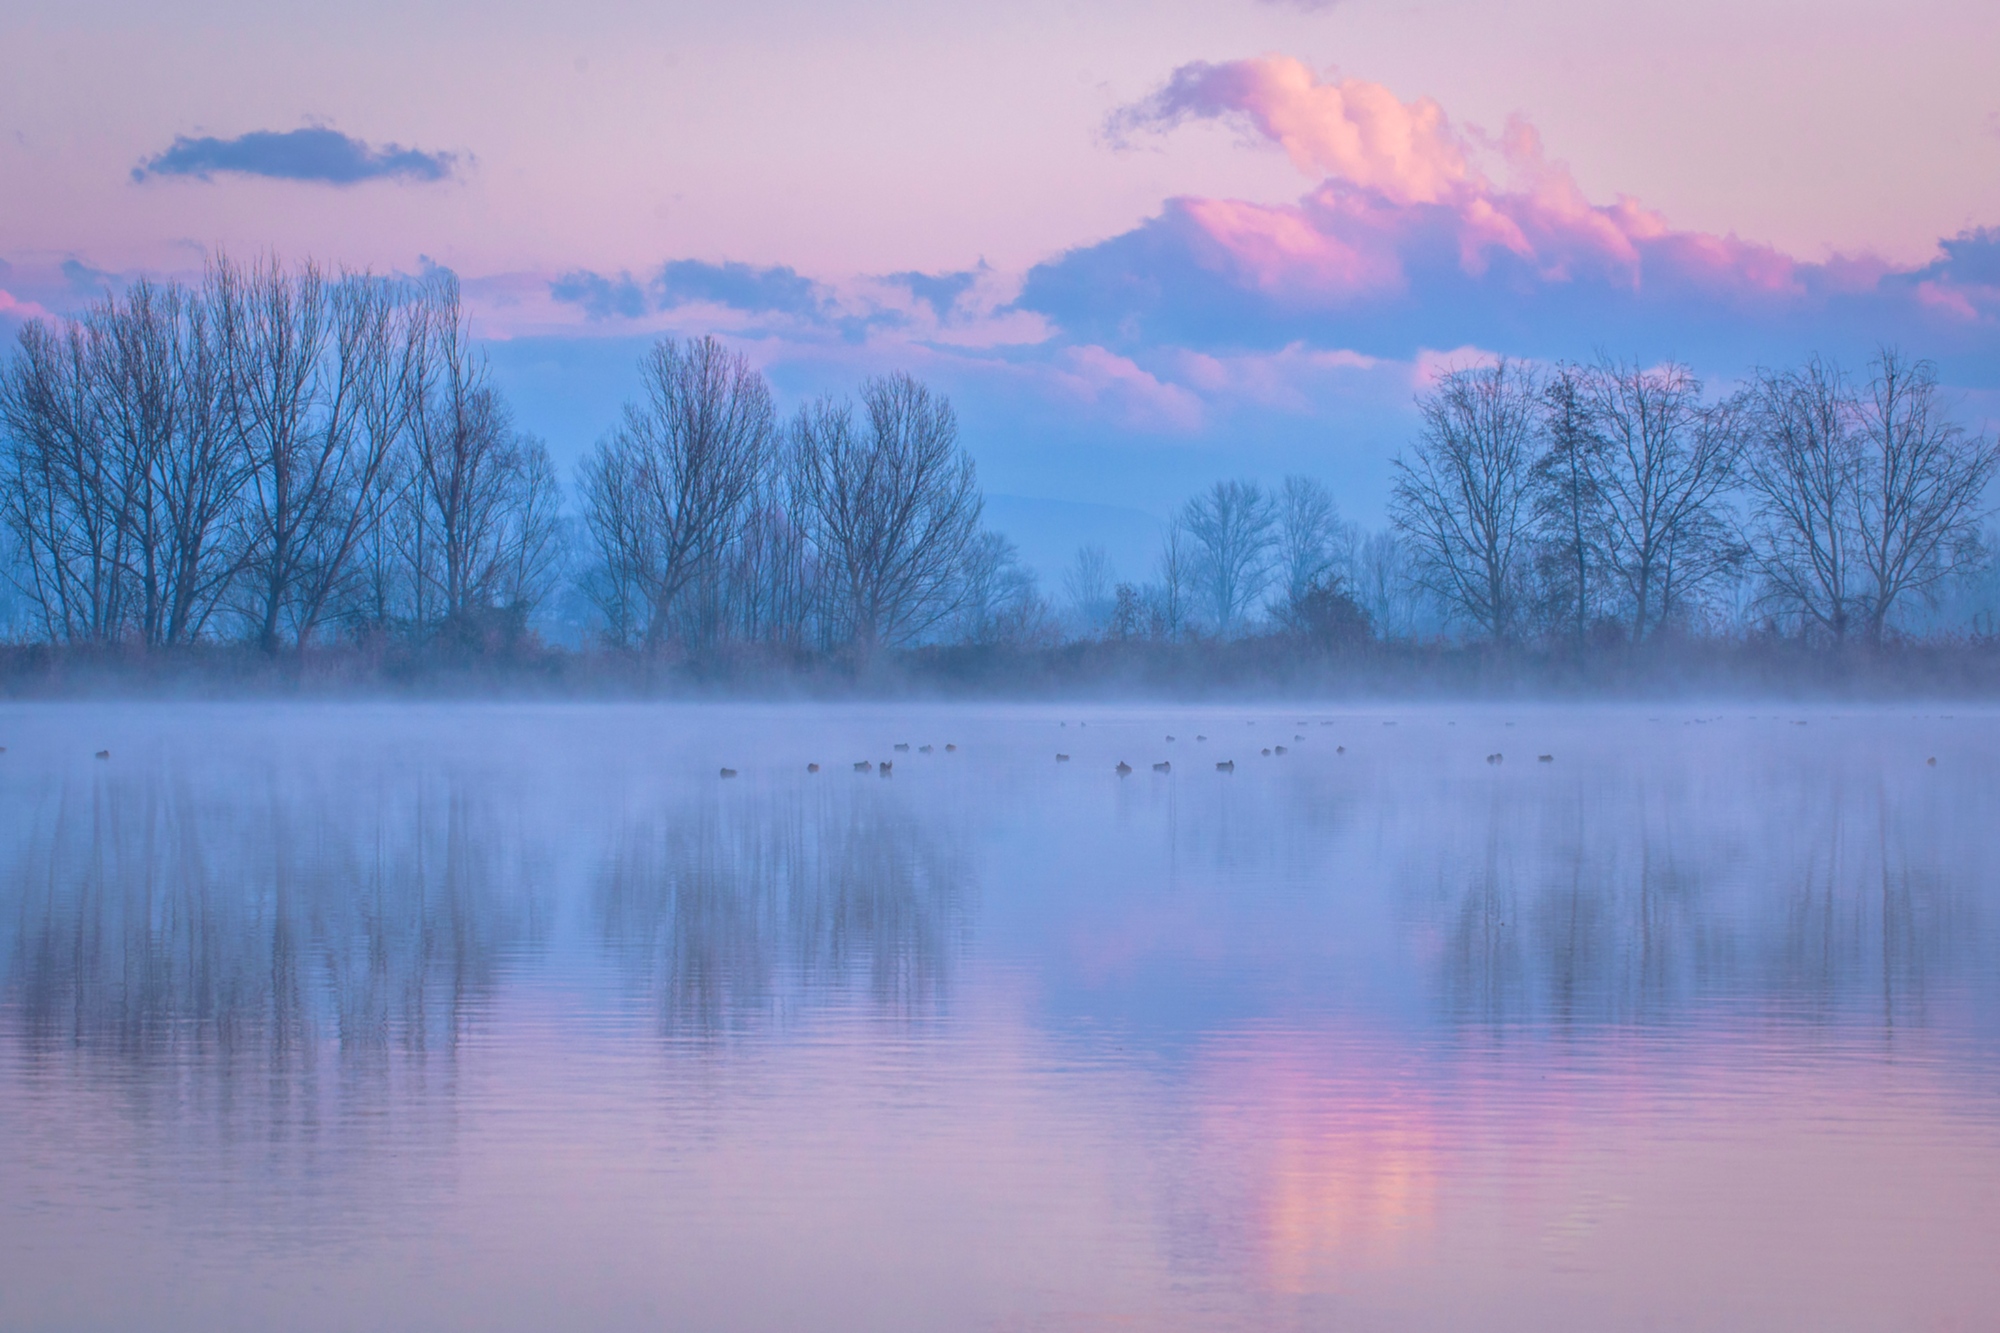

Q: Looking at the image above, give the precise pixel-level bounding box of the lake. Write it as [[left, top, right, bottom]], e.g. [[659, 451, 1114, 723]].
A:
[[1, 702, 1995, 1332]]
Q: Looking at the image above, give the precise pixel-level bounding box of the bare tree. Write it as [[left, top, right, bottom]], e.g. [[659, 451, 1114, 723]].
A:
[[0, 318, 123, 641], [1390, 361, 1537, 641], [1530, 365, 1602, 650], [1353, 529, 1417, 639], [215, 256, 370, 650], [1576, 359, 1744, 642], [955, 529, 1045, 646], [717, 481, 819, 651], [283, 274, 425, 645], [155, 279, 249, 643], [1063, 543, 1113, 636], [1853, 349, 1998, 641], [578, 336, 773, 649], [0, 279, 251, 646], [1151, 518, 1193, 639], [1742, 357, 1863, 640], [1181, 479, 1276, 636], [399, 287, 557, 640], [790, 373, 980, 653], [1275, 475, 1354, 611]]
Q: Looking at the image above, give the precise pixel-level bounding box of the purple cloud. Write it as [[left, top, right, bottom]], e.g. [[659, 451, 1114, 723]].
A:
[[133, 127, 459, 185]]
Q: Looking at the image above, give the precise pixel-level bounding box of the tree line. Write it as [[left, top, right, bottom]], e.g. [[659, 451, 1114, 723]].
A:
[[1044, 355, 1997, 653], [2, 258, 1995, 665], [0, 259, 994, 660], [0, 258, 561, 651], [1386, 355, 1997, 648]]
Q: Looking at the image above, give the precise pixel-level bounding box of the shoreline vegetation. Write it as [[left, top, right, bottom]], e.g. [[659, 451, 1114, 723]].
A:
[[4, 257, 1998, 701], [5, 637, 1999, 701]]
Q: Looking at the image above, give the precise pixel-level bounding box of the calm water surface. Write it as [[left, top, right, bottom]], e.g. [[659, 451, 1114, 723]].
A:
[[1, 702, 1995, 1332]]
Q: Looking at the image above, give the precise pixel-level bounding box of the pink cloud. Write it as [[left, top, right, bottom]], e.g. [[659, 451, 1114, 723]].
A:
[[1174, 343, 1381, 410], [1052, 345, 1206, 431], [0, 290, 54, 322], [1118, 58, 1816, 309], [1180, 196, 1404, 298], [1126, 56, 1471, 206], [1914, 280, 1982, 321], [1411, 346, 1502, 388]]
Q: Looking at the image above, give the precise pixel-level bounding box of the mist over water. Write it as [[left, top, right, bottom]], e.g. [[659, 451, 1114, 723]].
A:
[[2, 703, 1996, 1332]]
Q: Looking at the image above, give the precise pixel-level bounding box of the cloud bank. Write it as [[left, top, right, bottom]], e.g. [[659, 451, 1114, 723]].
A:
[[1037, 58, 2000, 376], [132, 127, 460, 184]]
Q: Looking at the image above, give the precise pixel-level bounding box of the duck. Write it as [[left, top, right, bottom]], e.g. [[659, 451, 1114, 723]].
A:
[[807, 763, 821, 773], [1165, 735, 1176, 742], [1927, 757, 1938, 766], [1196, 734, 1207, 741], [1215, 760, 1234, 772], [945, 744, 958, 752], [854, 761, 872, 772], [1115, 761, 1132, 775], [918, 745, 933, 754], [1152, 761, 1170, 772], [1537, 754, 1553, 763], [894, 743, 909, 752], [1056, 753, 1071, 762], [1486, 753, 1503, 764], [1261, 748, 1271, 756], [880, 761, 893, 776], [1274, 745, 1288, 755], [719, 767, 738, 779], [95, 749, 110, 760]]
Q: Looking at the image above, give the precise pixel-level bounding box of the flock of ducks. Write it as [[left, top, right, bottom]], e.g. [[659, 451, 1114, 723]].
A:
[[709, 717, 1949, 779], [728, 742, 960, 779]]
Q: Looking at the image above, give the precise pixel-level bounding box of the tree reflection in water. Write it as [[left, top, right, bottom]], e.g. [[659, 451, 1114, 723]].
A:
[[1, 760, 538, 1067], [1404, 759, 1981, 1033], [595, 781, 972, 1035]]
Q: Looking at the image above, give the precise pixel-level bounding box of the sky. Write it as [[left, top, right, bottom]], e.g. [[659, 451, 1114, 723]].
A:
[[5, 0, 1999, 579]]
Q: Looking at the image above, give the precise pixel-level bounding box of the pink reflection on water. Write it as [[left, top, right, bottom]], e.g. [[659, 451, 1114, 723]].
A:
[[1184, 1021, 2000, 1329]]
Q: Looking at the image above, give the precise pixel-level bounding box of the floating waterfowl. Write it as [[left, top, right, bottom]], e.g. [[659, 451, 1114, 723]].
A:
[[918, 745, 933, 754], [1260, 748, 1271, 756], [1196, 734, 1207, 741], [1274, 745, 1288, 755], [880, 761, 893, 776], [1116, 761, 1132, 775], [1165, 735, 1176, 742], [807, 763, 821, 773], [1152, 761, 1170, 772], [1216, 760, 1234, 772], [1336, 746, 1346, 754], [1928, 757, 1938, 766], [1056, 753, 1070, 762], [1486, 753, 1504, 764], [854, 761, 872, 772], [1537, 754, 1553, 763], [894, 743, 909, 752], [1294, 735, 1304, 741], [719, 768, 737, 779], [95, 750, 110, 760], [945, 744, 957, 752]]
